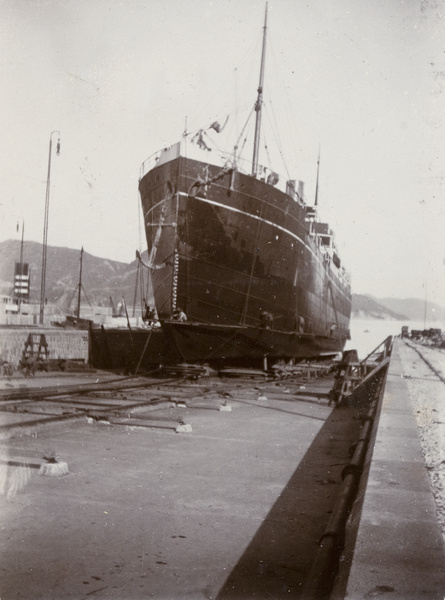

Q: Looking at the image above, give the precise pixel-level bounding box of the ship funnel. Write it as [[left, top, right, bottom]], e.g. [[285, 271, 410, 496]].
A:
[[286, 180, 296, 199], [298, 181, 305, 201]]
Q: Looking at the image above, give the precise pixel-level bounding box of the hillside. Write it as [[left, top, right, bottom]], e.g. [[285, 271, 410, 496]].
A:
[[351, 294, 408, 320], [2, 240, 442, 323], [377, 296, 445, 323], [0, 240, 142, 312]]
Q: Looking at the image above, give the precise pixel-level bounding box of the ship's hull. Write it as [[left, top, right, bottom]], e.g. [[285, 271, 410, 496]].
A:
[[162, 321, 342, 365], [89, 326, 172, 372], [139, 147, 351, 364], [89, 323, 341, 371]]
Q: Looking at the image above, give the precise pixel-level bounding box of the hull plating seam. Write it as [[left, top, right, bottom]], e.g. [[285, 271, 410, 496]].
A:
[[177, 191, 350, 302]]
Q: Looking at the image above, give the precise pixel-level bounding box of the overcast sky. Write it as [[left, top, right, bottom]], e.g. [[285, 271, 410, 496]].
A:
[[1, 0, 444, 306]]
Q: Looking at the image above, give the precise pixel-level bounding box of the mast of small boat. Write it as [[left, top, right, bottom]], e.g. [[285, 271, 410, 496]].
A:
[[251, 3, 268, 177], [76, 246, 83, 319]]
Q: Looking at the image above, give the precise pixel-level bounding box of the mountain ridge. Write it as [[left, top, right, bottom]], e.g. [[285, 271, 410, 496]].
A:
[[1, 240, 443, 321], [0, 239, 142, 312], [351, 293, 408, 320], [376, 296, 445, 323]]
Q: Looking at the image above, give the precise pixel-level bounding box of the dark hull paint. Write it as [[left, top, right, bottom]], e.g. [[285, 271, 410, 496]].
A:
[[162, 321, 341, 364], [139, 152, 351, 363], [89, 322, 340, 371], [89, 327, 173, 372]]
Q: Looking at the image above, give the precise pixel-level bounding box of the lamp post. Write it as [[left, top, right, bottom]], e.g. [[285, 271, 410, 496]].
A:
[[39, 131, 60, 324]]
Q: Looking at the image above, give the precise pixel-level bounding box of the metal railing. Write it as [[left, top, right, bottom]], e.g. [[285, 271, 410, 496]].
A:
[[359, 335, 393, 379]]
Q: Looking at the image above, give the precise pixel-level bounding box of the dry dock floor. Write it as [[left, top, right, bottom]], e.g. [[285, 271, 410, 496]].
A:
[[0, 370, 360, 600]]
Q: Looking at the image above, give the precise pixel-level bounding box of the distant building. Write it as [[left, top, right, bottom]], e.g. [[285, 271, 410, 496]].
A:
[[0, 296, 60, 326], [71, 305, 113, 324], [0, 295, 19, 321]]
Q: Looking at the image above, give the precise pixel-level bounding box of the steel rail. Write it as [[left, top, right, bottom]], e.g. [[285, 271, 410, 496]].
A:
[[0, 375, 181, 403], [404, 340, 445, 385]]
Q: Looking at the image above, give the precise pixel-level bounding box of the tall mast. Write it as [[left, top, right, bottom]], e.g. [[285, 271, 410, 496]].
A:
[[252, 3, 268, 177], [39, 130, 60, 324], [314, 146, 321, 206], [76, 247, 83, 319]]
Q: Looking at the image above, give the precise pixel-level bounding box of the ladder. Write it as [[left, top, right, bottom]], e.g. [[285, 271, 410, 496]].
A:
[[23, 333, 49, 362], [329, 349, 362, 407]]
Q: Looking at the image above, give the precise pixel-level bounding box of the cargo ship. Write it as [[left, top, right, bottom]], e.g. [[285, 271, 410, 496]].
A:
[[137, 6, 351, 367]]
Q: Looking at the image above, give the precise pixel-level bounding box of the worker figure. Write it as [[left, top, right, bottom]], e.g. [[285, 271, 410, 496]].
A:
[[143, 301, 156, 326], [147, 308, 156, 326], [259, 310, 273, 329], [143, 300, 149, 320], [171, 308, 187, 322]]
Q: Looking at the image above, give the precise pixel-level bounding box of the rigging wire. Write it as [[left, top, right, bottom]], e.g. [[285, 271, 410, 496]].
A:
[[185, 20, 302, 182], [139, 261, 146, 307], [132, 261, 139, 317], [136, 250, 176, 316], [137, 188, 143, 257], [234, 67, 238, 139], [263, 103, 291, 179], [186, 33, 262, 134], [234, 106, 255, 164], [140, 262, 148, 315], [184, 98, 253, 154], [262, 129, 273, 175], [266, 34, 303, 172], [66, 284, 92, 314], [181, 16, 307, 181]]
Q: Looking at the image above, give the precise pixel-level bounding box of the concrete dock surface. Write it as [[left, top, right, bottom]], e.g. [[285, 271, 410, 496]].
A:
[[0, 371, 359, 599], [0, 339, 444, 599], [334, 339, 445, 600]]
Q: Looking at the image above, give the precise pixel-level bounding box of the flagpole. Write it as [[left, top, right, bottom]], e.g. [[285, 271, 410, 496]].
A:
[[39, 131, 60, 324]]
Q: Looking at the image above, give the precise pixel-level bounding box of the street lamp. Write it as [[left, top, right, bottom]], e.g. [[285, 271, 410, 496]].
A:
[[39, 131, 60, 325]]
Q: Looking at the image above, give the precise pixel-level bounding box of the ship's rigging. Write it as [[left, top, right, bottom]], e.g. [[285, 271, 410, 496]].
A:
[[135, 3, 351, 365], [164, 3, 305, 195]]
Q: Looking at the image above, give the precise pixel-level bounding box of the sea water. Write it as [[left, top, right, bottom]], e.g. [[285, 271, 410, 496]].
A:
[[344, 318, 444, 361]]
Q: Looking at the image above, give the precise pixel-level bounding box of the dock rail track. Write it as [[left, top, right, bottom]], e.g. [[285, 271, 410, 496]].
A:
[[404, 340, 445, 384]]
